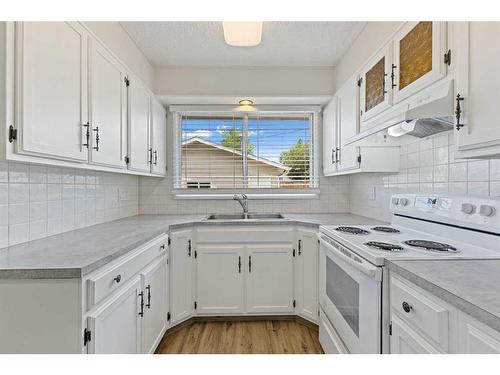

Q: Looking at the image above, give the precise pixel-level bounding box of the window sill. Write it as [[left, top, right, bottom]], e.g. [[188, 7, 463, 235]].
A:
[[172, 189, 320, 200]]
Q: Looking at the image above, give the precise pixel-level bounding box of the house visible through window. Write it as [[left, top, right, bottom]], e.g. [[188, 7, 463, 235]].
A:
[[174, 111, 317, 190]]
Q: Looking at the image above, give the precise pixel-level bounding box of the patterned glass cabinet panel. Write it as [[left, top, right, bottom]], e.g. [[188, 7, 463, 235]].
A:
[[392, 22, 448, 103], [359, 44, 393, 123]]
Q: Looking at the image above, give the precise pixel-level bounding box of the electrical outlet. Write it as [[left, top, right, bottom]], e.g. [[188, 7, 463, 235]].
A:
[[369, 186, 376, 201]]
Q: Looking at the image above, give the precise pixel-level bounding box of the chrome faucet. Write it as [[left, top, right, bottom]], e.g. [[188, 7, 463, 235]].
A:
[[233, 194, 249, 217]]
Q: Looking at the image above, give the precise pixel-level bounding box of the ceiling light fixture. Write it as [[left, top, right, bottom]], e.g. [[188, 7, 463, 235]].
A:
[[239, 99, 253, 106], [222, 22, 263, 46], [234, 99, 257, 112]]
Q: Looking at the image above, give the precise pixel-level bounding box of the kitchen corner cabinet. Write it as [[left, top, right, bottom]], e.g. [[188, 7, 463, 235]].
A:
[[13, 22, 89, 162], [169, 229, 194, 325], [389, 273, 500, 354], [323, 75, 400, 177], [295, 228, 319, 323], [0, 234, 169, 354], [88, 37, 127, 169], [453, 22, 500, 159], [2, 22, 167, 177]]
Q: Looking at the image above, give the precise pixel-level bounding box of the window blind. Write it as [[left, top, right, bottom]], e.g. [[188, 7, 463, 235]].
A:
[[175, 112, 316, 190]]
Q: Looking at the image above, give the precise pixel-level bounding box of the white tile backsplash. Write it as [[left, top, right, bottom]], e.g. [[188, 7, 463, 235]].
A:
[[349, 131, 500, 221], [0, 161, 139, 247]]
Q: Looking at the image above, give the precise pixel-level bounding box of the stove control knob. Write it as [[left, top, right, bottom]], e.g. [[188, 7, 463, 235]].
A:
[[391, 197, 400, 206], [461, 203, 476, 215], [400, 198, 409, 207], [479, 205, 495, 217]]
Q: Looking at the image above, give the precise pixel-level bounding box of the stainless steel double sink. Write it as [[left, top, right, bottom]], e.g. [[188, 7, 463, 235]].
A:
[[204, 213, 286, 221]]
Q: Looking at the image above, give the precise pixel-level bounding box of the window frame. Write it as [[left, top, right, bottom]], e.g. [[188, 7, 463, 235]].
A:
[[171, 105, 320, 199]]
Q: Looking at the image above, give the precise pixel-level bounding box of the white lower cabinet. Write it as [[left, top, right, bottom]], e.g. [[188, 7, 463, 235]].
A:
[[141, 257, 168, 354], [457, 312, 500, 354], [390, 273, 500, 354], [246, 244, 294, 314], [87, 276, 143, 354], [170, 229, 194, 325], [295, 228, 319, 323], [196, 244, 245, 314], [390, 315, 440, 354]]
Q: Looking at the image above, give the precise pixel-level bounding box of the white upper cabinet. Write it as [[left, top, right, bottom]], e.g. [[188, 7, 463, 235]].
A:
[[150, 98, 167, 176], [15, 22, 89, 162], [359, 44, 393, 122], [127, 76, 151, 173], [322, 96, 338, 176], [392, 22, 448, 104], [453, 22, 500, 159], [88, 38, 127, 169], [337, 75, 361, 172]]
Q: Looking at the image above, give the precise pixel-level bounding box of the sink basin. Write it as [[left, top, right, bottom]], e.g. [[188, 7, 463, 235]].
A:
[[205, 213, 285, 220]]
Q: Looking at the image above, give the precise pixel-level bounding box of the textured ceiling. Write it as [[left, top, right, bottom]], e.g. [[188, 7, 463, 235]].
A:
[[121, 22, 366, 67]]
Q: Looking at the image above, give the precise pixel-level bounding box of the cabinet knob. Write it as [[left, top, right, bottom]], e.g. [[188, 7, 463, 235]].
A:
[[113, 275, 122, 283], [402, 301, 412, 313]]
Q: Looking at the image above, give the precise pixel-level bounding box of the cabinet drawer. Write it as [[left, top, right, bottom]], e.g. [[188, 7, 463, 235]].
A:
[[390, 275, 450, 351], [86, 234, 168, 310], [195, 226, 294, 243]]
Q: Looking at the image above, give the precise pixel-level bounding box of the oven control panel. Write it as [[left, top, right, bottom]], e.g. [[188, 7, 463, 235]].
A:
[[390, 194, 500, 233]]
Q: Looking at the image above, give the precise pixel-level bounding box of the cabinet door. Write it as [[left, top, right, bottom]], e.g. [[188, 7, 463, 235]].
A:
[[295, 228, 318, 323], [454, 22, 500, 157], [246, 244, 294, 314], [359, 45, 392, 123], [16, 22, 88, 162], [196, 244, 244, 314], [458, 312, 500, 354], [150, 99, 167, 176], [89, 38, 127, 169], [87, 277, 142, 354], [390, 315, 440, 354], [128, 77, 151, 173], [322, 97, 338, 176], [337, 75, 361, 172], [141, 256, 167, 354], [392, 22, 448, 103], [170, 229, 193, 325]]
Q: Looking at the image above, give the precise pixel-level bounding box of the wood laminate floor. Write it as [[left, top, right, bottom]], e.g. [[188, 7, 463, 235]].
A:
[[156, 320, 324, 354]]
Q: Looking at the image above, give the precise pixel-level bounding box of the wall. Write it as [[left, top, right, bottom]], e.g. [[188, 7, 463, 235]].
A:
[[349, 132, 500, 222], [84, 22, 155, 90], [0, 161, 139, 247], [154, 66, 335, 96]]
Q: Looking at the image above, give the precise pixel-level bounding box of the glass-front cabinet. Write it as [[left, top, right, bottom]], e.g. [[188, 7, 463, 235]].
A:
[[359, 45, 393, 122], [392, 21, 448, 103]]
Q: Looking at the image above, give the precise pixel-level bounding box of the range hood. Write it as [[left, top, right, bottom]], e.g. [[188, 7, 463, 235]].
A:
[[346, 79, 455, 145]]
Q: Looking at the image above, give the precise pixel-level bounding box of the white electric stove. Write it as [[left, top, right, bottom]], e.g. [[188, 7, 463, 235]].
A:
[[318, 194, 500, 354]]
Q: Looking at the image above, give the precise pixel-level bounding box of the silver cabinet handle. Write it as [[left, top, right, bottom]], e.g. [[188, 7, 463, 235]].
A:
[[92, 127, 100, 151]]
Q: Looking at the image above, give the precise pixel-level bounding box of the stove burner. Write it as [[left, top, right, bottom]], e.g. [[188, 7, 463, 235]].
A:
[[335, 226, 370, 235], [371, 226, 401, 234], [404, 240, 459, 253], [365, 241, 405, 252]]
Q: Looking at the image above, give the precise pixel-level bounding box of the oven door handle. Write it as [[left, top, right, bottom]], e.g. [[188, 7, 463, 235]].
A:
[[318, 234, 382, 281]]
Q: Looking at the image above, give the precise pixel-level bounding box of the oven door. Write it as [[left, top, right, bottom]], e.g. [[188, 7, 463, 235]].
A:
[[318, 234, 382, 353]]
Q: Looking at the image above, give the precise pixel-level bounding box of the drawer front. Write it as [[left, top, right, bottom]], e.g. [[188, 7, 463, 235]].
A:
[[390, 275, 450, 351], [195, 226, 294, 243], [87, 234, 168, 310]]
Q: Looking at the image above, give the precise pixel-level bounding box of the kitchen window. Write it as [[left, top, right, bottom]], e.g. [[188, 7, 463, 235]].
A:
[[172, 108, 319, 194]]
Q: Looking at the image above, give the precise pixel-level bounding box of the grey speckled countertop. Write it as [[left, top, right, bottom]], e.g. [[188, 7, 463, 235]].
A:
[[0, 213, 382, 279], [387, 259, 500, 332]]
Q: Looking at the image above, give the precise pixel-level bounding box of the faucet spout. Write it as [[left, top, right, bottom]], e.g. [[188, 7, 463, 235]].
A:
[[233, 194, 249, 216]]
